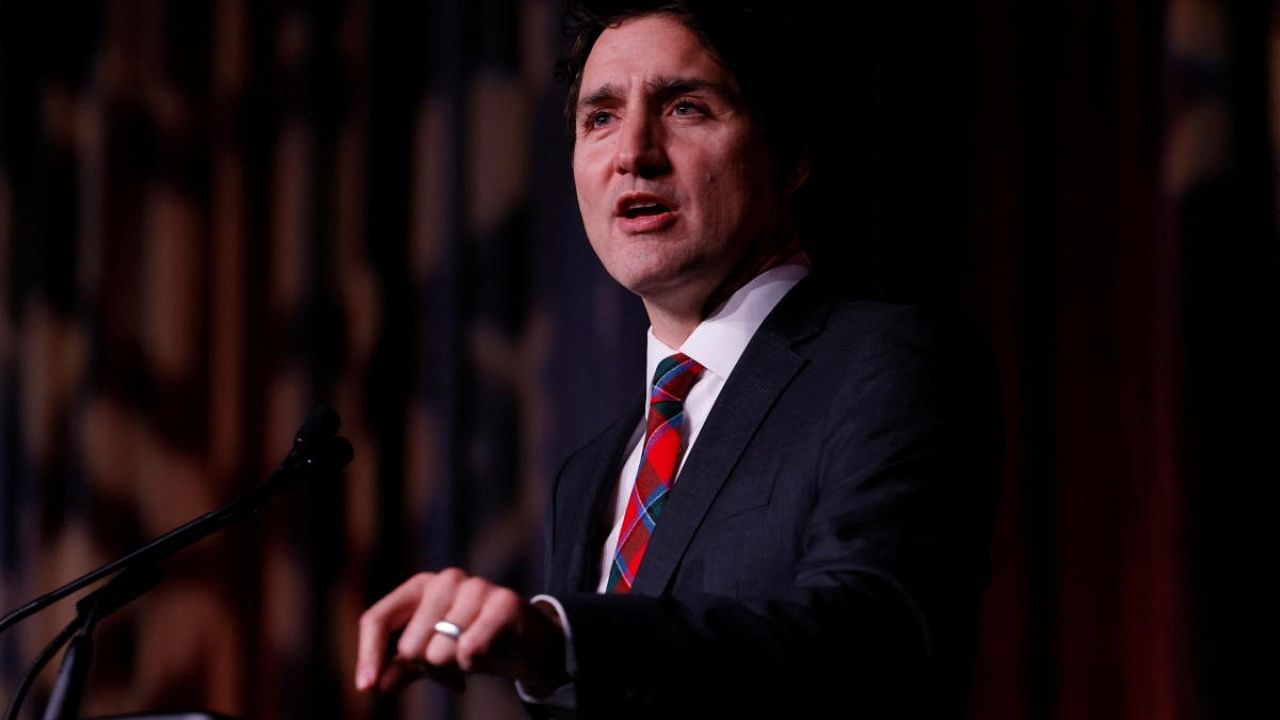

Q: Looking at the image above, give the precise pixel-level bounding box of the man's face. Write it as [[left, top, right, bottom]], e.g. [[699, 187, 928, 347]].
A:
[[572, 13, 787, 312]]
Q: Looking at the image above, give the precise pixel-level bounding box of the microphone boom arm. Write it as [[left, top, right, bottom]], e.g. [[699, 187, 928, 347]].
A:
[[0, 408, 353, 636]]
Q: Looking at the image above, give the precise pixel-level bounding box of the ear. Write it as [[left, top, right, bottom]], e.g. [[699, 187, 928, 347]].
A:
[[783, 152, 811, 195]]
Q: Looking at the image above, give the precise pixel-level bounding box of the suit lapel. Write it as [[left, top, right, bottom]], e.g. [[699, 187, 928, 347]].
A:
[[631, 277, 829, 595], [553, 408, 641, 594]]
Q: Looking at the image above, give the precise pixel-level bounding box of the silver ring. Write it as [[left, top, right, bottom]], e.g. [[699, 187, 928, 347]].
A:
[[433, 620, 464, 639]]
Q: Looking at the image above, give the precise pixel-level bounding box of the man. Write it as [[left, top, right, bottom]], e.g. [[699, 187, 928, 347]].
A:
[[355, 2, 1002, 717]]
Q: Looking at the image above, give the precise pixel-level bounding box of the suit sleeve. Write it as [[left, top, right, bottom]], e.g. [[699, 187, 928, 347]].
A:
[[547, 308, 1003, 719]]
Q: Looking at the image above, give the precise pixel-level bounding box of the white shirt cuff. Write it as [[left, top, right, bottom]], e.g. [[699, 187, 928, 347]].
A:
[[514, 594, 577, 712]]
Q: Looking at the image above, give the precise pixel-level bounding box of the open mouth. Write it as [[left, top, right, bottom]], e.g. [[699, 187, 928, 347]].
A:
[[623, 202, 671, 219], [616, 192, 676, 222]]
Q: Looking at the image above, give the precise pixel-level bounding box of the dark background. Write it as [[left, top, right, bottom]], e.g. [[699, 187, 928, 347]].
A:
[[1, 1, 1275, 718]]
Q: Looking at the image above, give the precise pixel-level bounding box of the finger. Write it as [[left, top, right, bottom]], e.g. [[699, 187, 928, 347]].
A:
[[456, 586, 524, 674], [424, 575, 491, 667], [356, 574, 432, 691], [397, 568, 464, 660], [375, 657, 466, 695], [376, 658, 414, 694]]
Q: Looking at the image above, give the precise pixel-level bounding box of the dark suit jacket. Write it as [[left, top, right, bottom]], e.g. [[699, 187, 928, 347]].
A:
[[541, 276, 1003, 718]]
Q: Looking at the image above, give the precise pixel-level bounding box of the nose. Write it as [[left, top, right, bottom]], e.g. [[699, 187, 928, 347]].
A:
[[614, 113, 670, 178]]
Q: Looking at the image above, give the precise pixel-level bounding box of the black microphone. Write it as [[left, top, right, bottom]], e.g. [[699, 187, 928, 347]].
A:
[[297, 404, 340, 441], [262, 405, 350, 496], [0, 406, 355, 635], [288, 405, 341, 456]]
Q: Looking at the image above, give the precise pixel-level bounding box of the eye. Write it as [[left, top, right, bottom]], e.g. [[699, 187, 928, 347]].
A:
[[671, 100, 705, 117], [584, 110, 614, 131]]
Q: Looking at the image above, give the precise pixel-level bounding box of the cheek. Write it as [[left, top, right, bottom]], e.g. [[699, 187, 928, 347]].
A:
[[702, 166, 753, 230], [726, 152, 774, 218], [693, 142, 755, 212], [701, 177, 736, 229], [573, 149, 614, 212], [571, 157, 589, 204]]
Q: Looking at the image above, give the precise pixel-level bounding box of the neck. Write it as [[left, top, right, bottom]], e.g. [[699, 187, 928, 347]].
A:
[[644, 304, 702, 348], [644, 232, 805, 347]]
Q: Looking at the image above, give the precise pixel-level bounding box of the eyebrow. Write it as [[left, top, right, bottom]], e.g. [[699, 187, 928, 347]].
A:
[[577, 75, 738, 115]]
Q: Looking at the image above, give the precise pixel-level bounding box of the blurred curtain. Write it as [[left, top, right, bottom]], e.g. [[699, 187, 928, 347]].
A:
[[0, 1, 636, 718], [961, 2, 1277, 719], [1, 1, 1275, 720]]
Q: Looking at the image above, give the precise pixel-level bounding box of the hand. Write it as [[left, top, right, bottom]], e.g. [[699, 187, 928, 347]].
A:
[[354, 568, 568, 695]]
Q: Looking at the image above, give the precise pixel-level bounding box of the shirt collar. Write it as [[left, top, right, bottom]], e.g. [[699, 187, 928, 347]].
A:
[[645, 256, 811, 386]]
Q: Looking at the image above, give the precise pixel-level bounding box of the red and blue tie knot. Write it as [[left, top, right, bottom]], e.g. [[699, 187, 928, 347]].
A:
[[649, 352, 705, 417]]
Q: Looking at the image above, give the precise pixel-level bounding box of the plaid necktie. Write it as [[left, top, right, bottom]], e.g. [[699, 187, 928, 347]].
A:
[[606, 352, 705, 593]]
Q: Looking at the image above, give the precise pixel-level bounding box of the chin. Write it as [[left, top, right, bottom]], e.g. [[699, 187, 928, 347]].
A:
[[621, 268, 724, 313], [595, 234, 723, 293]]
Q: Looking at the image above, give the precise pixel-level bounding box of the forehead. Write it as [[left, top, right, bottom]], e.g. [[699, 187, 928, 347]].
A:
[[579, 14, 734, 99]]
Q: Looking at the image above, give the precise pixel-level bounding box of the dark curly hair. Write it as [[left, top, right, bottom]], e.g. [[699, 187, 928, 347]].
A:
[[555, 0, 812, 170]]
